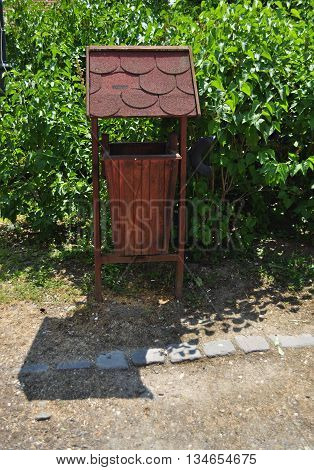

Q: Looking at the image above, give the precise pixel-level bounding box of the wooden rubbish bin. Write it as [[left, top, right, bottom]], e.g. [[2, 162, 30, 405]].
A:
[[86, 46, 201, 300], [102, 138, 180, 257]]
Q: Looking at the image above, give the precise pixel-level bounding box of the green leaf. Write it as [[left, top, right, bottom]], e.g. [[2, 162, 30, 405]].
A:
[[291, 9, 301, 19], [226, 99, 235, 113], [211, 78, 225, 91], [246, 49, 255, 60], [225, 92, 238, 113], [240, 82, 252, 96], [261, 49, 272, 61]]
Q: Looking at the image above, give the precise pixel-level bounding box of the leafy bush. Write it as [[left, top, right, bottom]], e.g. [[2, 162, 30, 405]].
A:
[[0, 0, 313, 246]]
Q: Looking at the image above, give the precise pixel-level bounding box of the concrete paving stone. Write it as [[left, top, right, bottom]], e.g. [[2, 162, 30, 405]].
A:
[[56, 360, 92, 370], [269, 334, 314, 348], [168, 342, 202, 363], [234, 335, 270, 353], [131, 348, 165, 366], [96, 351, 128, 370], [20, 363, 49, 374], [203, 339, 236, 357]]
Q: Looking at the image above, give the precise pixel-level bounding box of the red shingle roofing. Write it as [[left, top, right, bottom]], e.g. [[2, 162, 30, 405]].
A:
[[86, 46, 201, 118]]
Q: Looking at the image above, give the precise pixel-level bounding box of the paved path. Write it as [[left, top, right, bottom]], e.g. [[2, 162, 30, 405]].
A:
[[18, 333, 314, 372]]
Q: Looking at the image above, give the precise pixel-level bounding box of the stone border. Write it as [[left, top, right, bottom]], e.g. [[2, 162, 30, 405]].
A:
[[19, 333, 314, 374]]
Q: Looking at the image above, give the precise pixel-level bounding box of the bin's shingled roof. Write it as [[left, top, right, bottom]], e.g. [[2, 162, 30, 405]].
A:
[[86, 46, 201, 118]]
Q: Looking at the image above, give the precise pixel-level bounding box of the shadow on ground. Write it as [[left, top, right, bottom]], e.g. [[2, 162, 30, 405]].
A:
[[9, 234, 312, 402], [18, 278, 272, 402], [18, 300, 199, 401]]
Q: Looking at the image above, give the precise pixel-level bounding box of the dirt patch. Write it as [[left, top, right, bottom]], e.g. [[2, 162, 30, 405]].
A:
[[0, 251, 313, 366], [0, 349, 313, 449], [0, 236, 313, 449]]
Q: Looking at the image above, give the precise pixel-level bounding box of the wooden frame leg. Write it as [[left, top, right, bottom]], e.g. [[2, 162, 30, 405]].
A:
[[91, 117, 103, 302], [175, 117, 187, 298]]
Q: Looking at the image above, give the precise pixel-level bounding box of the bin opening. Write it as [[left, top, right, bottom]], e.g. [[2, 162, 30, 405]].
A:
[[105, 134, 180, 159], [109, 142, 169, 157]]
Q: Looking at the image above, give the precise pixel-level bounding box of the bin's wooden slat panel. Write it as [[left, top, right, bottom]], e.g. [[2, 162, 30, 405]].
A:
[[112, 160, 123, 254], [149, 160, 163, 254], [117, 160, 126, 255], [120, 160, 135, 255], [163, 159, 177, 253], [163, 160, 171, 253], [141, 160, 151, 255], [157, 160, 166, 252], [105, 159, 125, 254], [105, 156, 178, 256], [133, 160, 143, 254], [149, 160, 158, 254], [104, 159, 115, 246]]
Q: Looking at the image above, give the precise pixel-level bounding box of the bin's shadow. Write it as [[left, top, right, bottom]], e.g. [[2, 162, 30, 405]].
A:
[[18, 257, 268, 402], [18, 296, 204, 401], [18, 315, 157, 401]]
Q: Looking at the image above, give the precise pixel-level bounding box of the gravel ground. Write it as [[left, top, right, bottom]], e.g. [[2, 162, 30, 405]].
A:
[[0, 349, 313, 449], [0, 291, 313, 449], [0, 243, 313, 449]]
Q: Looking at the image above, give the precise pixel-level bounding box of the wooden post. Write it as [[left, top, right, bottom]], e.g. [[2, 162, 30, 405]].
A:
[[175, 117, 187, 298], [91, 117, 102, 301]]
